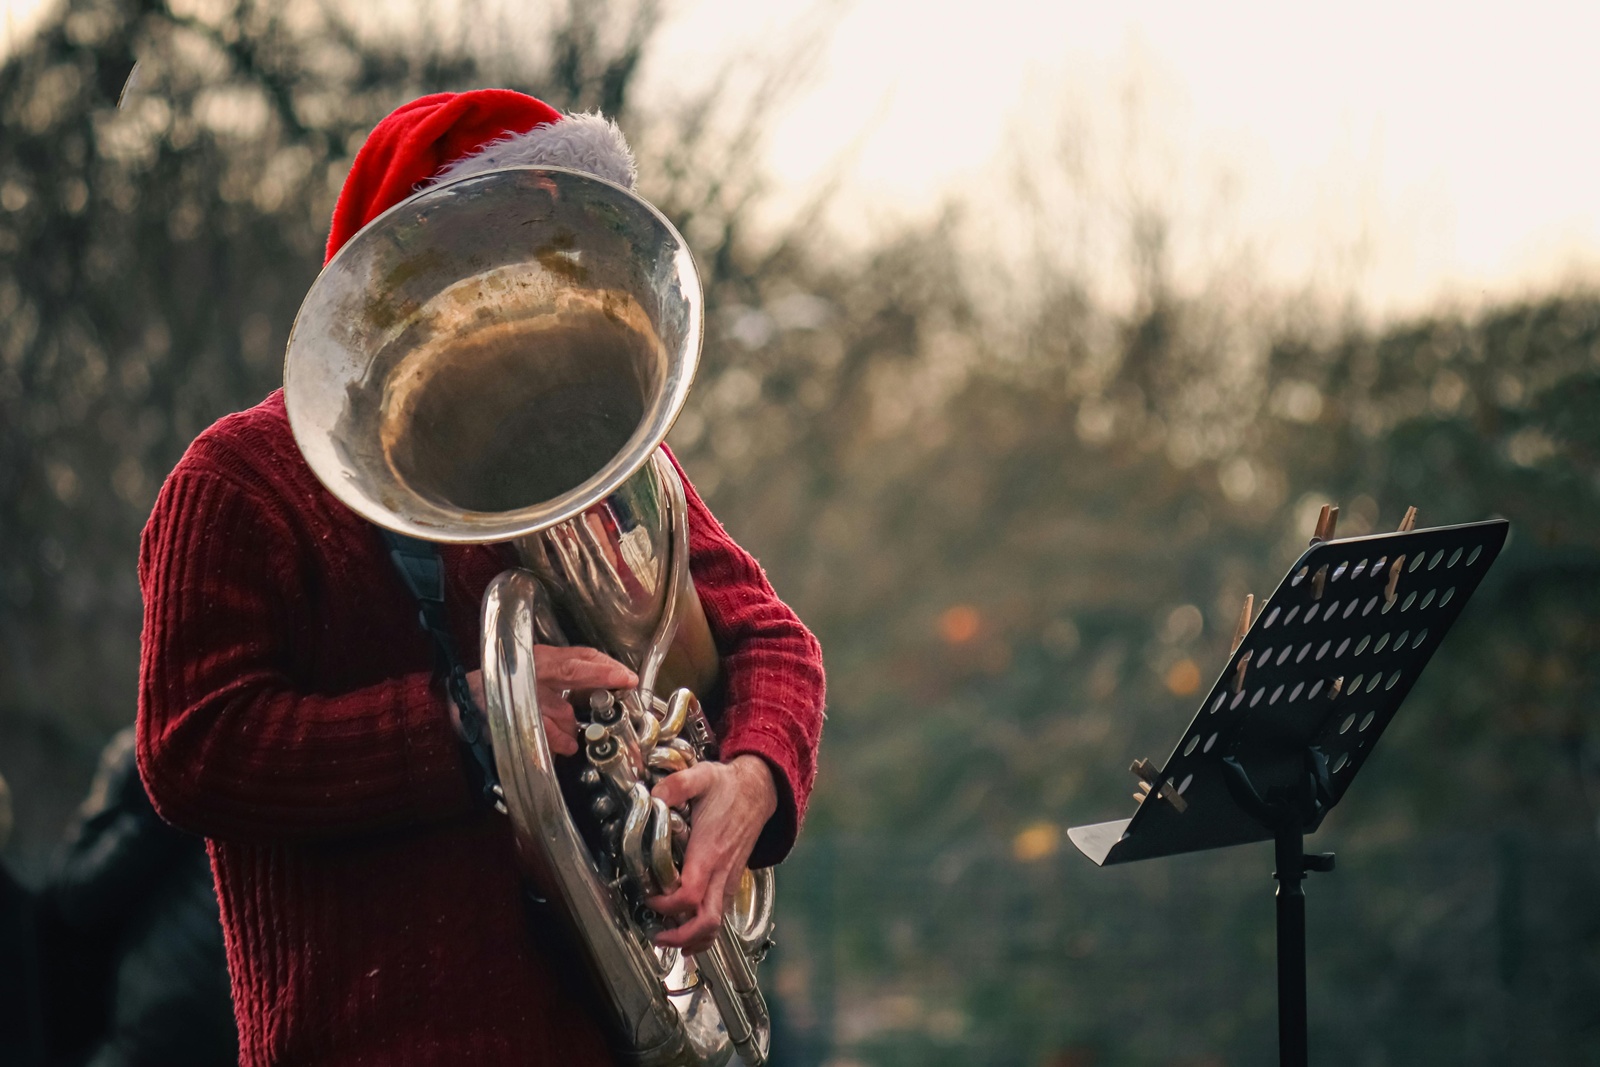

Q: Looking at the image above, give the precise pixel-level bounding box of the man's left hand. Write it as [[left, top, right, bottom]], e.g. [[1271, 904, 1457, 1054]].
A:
[[646, 754, 777, 954]]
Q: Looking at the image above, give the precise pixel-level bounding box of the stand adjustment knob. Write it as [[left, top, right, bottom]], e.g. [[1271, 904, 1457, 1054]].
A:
[[1303, 852, 1336, 874]]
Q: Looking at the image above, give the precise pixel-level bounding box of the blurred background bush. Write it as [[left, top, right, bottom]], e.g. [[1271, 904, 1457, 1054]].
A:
[[1, 0, 1596, 1063]]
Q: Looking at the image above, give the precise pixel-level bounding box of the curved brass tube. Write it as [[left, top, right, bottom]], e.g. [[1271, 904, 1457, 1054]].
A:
[[648, 747, 693, 775], [649, 797, 680, 893], [636, 706, 663, 752], [659, 689, 698, 742], [622, 782, 655, 893]]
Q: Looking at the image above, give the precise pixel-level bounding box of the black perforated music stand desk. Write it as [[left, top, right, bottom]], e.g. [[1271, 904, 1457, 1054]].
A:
[[1068, 519, 1507, 1067]]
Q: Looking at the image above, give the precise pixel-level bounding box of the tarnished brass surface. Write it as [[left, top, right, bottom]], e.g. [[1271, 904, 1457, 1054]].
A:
[[285, 167, 699, 544]]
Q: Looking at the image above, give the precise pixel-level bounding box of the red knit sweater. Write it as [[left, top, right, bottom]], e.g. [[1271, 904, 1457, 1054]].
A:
[[136, 390, 824, 1066]]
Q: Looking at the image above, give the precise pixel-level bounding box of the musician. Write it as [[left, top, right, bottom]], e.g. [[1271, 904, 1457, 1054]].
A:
[[136, 90, 825, 1066]]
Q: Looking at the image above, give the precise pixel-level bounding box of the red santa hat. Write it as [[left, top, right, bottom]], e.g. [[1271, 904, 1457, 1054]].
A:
[[326, 89, 638, 262]]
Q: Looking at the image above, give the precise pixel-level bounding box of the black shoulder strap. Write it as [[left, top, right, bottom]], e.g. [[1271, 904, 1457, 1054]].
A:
[[378, 529, 504, 811]]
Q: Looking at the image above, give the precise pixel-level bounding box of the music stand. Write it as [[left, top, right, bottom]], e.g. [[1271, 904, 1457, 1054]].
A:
[[1068, 518, 1508, 1067]]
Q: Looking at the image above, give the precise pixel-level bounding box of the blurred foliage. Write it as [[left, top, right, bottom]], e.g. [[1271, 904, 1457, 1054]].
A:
[[2, 1, 1598, 1064], [776, 829, 1600, 1066]]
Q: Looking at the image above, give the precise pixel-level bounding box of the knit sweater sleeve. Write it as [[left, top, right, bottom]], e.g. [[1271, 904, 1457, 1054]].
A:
[[663, 448, 824, 868], [136, 457, 476, 843]]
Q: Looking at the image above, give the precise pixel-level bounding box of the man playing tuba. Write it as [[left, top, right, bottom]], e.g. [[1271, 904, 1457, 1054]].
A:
[[136, 90, 825, 1066]]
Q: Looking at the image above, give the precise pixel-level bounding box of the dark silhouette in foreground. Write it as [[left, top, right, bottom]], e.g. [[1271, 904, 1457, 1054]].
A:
[[42, 729, 235, 1067], [0, 771, 46, 1066]]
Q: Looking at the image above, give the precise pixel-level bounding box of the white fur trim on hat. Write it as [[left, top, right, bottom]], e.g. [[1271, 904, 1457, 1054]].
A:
[[431, 111, 637, 190]]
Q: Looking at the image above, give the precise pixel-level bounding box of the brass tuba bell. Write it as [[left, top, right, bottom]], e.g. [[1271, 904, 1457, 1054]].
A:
[[284, 167, 773, 1066]]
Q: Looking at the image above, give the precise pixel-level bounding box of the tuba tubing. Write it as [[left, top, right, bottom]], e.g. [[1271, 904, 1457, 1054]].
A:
[[700, 933, 771, 1067], [482, 567, 697, 1066], [483, 454, 770, 1067]]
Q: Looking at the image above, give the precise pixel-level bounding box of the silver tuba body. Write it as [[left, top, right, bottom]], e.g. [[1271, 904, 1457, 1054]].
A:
[[283, 167, 773, 1066]]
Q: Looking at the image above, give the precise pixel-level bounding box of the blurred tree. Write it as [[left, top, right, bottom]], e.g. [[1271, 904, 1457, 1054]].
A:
[[672, 202, 1600, 1061]]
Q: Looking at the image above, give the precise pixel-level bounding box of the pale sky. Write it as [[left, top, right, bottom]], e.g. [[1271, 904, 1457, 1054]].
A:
[[651, 0, 1600, 316], [8, 0, 1600, 317]]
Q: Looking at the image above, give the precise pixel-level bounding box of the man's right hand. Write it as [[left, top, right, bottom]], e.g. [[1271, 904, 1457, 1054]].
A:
[[453, 647, 637, 756]]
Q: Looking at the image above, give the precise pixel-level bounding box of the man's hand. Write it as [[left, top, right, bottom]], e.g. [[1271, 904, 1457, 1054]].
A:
[[646, 754, 777, 953], [452, 647, 637, 757]]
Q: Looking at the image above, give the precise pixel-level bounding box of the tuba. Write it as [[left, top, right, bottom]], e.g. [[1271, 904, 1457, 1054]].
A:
[[283, 167, 773, 1066]]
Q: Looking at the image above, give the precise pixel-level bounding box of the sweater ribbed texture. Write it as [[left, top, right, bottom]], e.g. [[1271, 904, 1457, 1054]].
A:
[[136, 390, 824, 1066]]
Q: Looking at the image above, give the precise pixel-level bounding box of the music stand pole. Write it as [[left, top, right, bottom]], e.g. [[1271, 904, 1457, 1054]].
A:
[[1226, 746, 1337, 1067], [1274, 822, 1310, 1067]]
